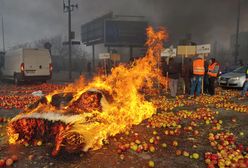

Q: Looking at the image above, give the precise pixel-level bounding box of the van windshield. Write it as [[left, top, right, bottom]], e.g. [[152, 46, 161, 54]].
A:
[[233, 66, 247, 73]]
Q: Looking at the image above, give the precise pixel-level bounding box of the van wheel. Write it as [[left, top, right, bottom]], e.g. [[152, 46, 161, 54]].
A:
[[14, 75, 19, 85]]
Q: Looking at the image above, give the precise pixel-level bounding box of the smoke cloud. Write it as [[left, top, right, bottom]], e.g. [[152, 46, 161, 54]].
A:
[[0, 0, 247, 51]]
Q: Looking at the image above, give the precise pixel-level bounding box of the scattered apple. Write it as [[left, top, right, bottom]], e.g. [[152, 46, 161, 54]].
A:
[[176, 150, 182, 156], [192, 153, 199, 159], [11, 155, 18, 162], [162, 143, 167, 148], [0, 159, 5, 167], [183, 151, 189, 157], [172, 141, 178, 147], [148, 160, 155, 167], [149, 146, 155, 153], [5, 158, 13, 166]]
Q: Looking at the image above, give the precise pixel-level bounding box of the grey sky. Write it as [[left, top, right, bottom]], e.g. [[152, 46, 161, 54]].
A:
[[0, 0, 248, 50]]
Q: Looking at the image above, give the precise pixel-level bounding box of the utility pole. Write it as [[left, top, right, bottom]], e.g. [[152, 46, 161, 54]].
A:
[[234, 0, 241, 65], [1, 16, 5, 53], [63, 0, 78, 80]]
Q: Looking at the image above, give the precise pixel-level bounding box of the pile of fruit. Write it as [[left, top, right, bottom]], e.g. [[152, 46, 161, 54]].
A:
[[216, 101, 248, 113], [148, 112, 180, 128], [205, 132, 248, 167], [0, 85, 248, 167], [194, 95, 227, 106], [152, 96, 194, 111], [0, 83, 64, 95], [0, 95, 40, 109], [0, 84, 64, 109]]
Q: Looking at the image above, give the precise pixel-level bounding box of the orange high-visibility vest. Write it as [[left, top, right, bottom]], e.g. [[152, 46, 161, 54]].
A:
[[207, 62, 220, 77], [193, 59, 205, 75]]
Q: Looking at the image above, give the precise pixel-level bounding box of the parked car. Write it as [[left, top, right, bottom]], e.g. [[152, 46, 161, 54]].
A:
[[0, 48, 52, 84], [218, 66, 247, 88], [219, 65, 239, 75]]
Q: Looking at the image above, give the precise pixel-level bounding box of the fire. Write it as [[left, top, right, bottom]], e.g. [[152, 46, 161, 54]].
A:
[[7, 26, 168, 156]]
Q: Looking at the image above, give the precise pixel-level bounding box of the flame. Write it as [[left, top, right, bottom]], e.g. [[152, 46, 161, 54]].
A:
[[7, 26, 168, 155]]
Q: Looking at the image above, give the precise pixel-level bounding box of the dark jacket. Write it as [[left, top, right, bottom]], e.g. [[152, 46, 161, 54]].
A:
[[165, 61, 180, 79], [182, 59, 193, 79]]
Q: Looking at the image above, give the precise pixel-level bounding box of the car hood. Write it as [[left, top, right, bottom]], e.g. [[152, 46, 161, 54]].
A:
[[221, 72, 245, 78]]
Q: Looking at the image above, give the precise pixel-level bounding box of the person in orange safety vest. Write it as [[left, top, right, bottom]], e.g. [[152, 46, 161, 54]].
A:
[[207, 58, 220, 95], [189, 55, 205, 97]]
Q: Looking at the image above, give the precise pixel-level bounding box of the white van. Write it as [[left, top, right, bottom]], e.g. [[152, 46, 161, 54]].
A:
[[1, 48, 52, 84]]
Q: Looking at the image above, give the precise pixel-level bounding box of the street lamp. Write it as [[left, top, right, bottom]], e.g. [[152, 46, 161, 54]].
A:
[[63, 0, 78, 80]]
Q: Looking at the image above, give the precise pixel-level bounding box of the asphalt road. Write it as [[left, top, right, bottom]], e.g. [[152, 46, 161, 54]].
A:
[[0, 83, 248, 168]]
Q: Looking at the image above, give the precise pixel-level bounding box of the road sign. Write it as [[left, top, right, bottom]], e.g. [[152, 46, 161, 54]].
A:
[[99, 53, 110, 59], [161, 48, 177, 57], [177, 46, 196, 55], [196, 44, 211, 54], [111, 54, 121, 61]]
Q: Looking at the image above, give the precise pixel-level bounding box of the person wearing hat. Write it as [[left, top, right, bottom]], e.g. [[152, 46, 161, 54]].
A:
[[189, 55, 205, 97]]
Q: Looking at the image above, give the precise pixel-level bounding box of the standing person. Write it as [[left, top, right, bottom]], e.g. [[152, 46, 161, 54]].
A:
[[182, 58, 193, 95], [207, 58, 220, 95], [241, 65, 248, 97], [189, 55, 205, 97], [166, 57, 180, 98]]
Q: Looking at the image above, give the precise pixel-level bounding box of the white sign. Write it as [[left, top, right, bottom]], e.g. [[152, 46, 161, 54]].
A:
[[161, 48, 177, 57], [196, 44, 211, 54], [99, 53, 110, 59]]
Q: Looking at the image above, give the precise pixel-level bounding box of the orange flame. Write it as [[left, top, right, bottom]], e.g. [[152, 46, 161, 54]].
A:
[[7, 26, 168, 155]]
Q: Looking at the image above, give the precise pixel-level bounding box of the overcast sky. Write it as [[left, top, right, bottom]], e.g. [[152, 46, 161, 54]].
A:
[[0, 0, 248, 51]]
